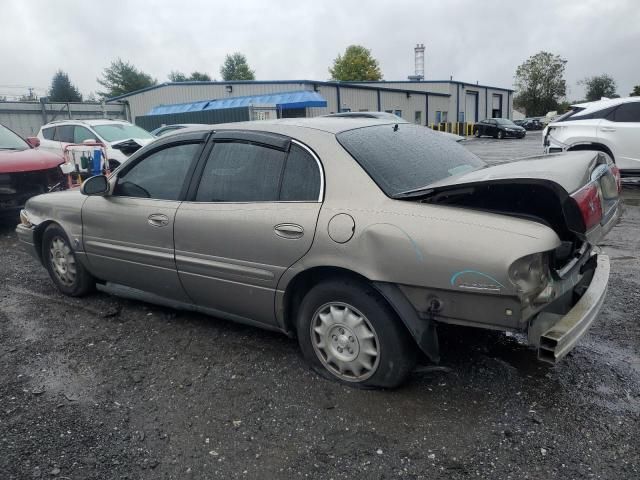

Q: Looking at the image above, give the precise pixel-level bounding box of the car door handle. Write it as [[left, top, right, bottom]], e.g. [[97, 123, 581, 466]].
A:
[[274, 223, 304, 239], [147, 213, 169, 227], [600, 127, 616, 132]]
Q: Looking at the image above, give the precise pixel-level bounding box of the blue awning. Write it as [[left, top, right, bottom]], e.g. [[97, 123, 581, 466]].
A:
[[148, 90, 326, 115]]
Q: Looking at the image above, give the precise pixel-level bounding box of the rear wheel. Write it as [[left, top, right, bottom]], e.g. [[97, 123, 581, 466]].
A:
[[497, 130, 504, 139], [296, 279, 417, 388], [42, 224, 95, 296], [474, 128, 481, 137]]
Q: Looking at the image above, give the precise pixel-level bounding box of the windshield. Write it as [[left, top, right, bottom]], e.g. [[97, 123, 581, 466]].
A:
[[495, 118, 516, 125], [93, 123, 154, 142], [337, 124, 485, 197], [0, 125, 29, 150]]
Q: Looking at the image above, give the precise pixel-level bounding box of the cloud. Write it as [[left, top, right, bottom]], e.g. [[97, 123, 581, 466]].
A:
[[1, 0, 637, 100]]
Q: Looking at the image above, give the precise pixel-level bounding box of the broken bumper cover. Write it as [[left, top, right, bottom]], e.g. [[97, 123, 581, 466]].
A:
[[16, 222, 39, 260], [538, 254, 610, 363]]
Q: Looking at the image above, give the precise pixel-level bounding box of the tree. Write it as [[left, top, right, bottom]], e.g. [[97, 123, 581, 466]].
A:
[[97, 58, 157, 99], [168, 70, 188, 82], [188, 71, 211, 81], [220, 53, 255, 81], [579, 74, 617, 101], [47, 70, 82, 102], [329, 45, 383, 81], [513, 51, 567, 116], [630, 85, 640, 97]]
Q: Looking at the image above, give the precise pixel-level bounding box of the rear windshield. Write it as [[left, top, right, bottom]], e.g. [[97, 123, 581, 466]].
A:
[[337, 124, 485, 197]]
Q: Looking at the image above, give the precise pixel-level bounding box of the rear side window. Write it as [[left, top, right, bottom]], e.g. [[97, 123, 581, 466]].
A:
[[280, 144, 321, 201], [195, 142, 285, 202], [42, 127, 55, 140], [114, 142, 201, 200], [337, 123, 485, 197], [609, 103, 640, 122], [53, 125, 74, 143]]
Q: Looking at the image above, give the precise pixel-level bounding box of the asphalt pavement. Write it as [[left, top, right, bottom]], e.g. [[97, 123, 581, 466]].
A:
[[1, 132, 638, 479]]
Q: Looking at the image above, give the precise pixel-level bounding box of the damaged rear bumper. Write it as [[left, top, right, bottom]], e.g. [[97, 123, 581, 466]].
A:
[[536, 254, 609, 363]]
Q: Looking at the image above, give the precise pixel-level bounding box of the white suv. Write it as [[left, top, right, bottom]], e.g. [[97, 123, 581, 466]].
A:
[[37, 119, 155, 170], [543, 97, 640, 173]]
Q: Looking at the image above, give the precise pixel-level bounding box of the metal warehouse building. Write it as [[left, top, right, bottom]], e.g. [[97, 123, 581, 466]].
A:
[[107, 79, 512, 133]]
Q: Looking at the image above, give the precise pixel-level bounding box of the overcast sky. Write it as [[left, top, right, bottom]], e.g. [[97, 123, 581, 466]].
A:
[[1, 0, 638, 100]]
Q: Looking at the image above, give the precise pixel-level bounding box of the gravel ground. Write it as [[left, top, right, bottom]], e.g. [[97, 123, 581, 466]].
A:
[[1, 132, 638, 479]]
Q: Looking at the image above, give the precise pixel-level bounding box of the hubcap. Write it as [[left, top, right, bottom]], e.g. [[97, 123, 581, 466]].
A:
[[49, 236, 76, 286], [310, 302, 380, 382]]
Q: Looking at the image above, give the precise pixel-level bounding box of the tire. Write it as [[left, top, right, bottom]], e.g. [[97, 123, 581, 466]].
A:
[[42, 224, 95, 296], [473, 128, 481, 138], [296, 278, 417, 389], [497, 130, 504, 139]]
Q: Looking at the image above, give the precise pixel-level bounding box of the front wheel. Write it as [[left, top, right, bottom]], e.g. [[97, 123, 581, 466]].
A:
[[473, 128, 481, 138], [497, 130, 505, 139], [42, 224, 95, 296], [296, 279, 417, 388]]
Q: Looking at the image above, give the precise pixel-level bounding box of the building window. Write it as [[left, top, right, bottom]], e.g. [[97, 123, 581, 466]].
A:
[[435, 111, 441, 123], [358, 109, 369, 112], [340, 107, 351, 113], [441, 111, 448, 123], [385, 110, 393, 114], [414, 111, 422, 125], [394, 110, 402, 117]]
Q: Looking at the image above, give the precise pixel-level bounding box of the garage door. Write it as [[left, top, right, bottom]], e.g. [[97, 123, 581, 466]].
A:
[[465, 92, 478, 123]]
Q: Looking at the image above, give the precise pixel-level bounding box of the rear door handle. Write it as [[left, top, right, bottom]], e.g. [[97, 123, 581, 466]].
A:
[[600, 127, 616, 133], [274, 223, 304, 239], [148, 213, 169, 227]]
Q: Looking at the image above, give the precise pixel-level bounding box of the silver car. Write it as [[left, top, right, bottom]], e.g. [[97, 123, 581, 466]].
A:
[[16, 118, 621, 388]]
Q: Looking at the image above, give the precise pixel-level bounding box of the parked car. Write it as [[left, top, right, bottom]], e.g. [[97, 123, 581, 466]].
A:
[[150, 123, 203, 137], [521, 118, 544, 130], [544, 97, 640, 173], [513, 119, 526, 126], [473, 118, 526, 139], [17, 118, 620, 388], [37, 119, 155, 170], [324, 112, 465, 141], [0, 124, 66, 218]]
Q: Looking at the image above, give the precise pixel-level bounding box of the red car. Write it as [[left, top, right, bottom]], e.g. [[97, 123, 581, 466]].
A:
[[0, 124, 66, 218]]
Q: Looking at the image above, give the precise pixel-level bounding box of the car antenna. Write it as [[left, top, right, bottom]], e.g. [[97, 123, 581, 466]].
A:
[[393, 124, 399, 132]]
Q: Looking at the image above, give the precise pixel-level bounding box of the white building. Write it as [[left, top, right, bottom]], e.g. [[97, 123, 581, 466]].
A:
[[106, 79, 513, 130]]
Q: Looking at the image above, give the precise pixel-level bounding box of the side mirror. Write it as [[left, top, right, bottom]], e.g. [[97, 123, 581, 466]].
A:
[[81, 175, 109, 196], [26, 136, 40, 148]]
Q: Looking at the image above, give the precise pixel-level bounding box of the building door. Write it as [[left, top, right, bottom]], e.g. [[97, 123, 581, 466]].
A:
[[492, 94, 503, 118], [465, 92, 478, 123]]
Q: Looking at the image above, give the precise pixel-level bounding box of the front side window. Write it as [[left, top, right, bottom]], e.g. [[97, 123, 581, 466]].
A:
[[610, 102, 640, 123], [74, 126, 95, 143], [196, 142, 285, 202], [113, 142, 201, 200]]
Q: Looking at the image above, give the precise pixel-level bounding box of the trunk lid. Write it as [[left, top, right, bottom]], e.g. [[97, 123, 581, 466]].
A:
[[415, 151, 621, 245]]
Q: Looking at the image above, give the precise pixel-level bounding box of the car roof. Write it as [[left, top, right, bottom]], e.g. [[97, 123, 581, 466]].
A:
[[572, 96, 640, 110], [41, 119, 132, 128], [170, 117, 400, 136]]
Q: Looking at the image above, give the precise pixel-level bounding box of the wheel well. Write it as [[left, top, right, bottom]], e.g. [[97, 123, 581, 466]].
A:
[[33, 220, 56, 263], [567, 142, 614, 161], [282, 266, 372, 335]]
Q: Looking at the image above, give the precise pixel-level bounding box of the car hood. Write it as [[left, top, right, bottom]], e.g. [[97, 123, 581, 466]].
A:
[[427, 151, 598, 194], [503, 125, 525, 131], [0, 148, 64, 174]]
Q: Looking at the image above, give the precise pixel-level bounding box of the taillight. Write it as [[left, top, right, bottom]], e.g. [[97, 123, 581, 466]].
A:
[[610, 165, 622, 192], [572, 182, 603, 231]]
